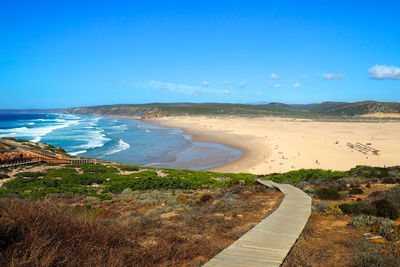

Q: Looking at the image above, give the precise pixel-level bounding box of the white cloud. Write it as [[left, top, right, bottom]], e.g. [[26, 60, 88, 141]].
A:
[[300, 74, 308, 79], [224, 80, 230, 85], [202, 81, 210, 86], [293, 82, 301, 88], [271, 83, 281, 88], [238, 81, 246, 88], [129, 80, 230, 95], [322, 73, 346, 80], [369, 65, 400, 80], [269, 73, 280, 79]]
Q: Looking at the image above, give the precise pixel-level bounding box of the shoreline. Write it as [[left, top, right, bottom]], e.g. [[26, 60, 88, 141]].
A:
[[147, 118, 271, 173], [148, 116, 400, 174], [110, 116, 243, 171]]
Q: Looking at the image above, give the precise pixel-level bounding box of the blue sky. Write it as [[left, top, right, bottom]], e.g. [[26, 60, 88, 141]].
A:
[[1, 0, 399, 109]]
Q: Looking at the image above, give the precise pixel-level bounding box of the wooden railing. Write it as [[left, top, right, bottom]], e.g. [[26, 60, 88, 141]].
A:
[[0, 157, 96, 168], [0, 157, 45, 168], [0, 138, 96, 168]]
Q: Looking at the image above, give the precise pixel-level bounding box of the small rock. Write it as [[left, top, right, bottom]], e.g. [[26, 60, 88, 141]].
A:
[[366, 235, 383, 240]]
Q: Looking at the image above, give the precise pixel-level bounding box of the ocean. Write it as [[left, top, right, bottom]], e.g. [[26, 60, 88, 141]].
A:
[[0, 113, 241, 170]]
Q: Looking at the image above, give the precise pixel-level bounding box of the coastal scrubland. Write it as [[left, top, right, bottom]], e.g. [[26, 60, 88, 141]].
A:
[[0, 162, 282, 266], [1, 162, 400, 266], [265, 166, 400, 267]]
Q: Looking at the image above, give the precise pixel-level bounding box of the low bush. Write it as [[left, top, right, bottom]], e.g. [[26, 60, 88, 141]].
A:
[[386, 185, 400, 209], [316, 187, 341, 200], [351, 215, 399, 241], [351, 215, 394, 228], [382, 177, 396, 184], [302, 187, 316, 195], [266, 169, 346, 184], [0, 173, 10, 179], [80, 164, 119, 174], [349, 188, 364, 195], [323, 203, 343, 216], [349, 165, 389, 178], [371, 198, 400, 220], [104, 172, 194, 193], [118, 165, 139, 172], [338, 202, 376, 216], [0, 164, 260, 200], [352, 241, 400, 267], [15, 172, 43, 178], [315, 201, 330, 213], [337, 177, 362, 186]]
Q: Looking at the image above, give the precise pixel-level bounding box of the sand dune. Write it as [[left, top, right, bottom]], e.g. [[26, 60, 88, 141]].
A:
[[153, 116, 400, 174]]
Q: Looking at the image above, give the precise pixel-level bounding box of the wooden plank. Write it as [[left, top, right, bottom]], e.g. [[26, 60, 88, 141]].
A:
[[204, 180, 311, 267]]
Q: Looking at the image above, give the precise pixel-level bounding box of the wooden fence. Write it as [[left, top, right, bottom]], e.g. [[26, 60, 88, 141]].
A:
[[0, 157, 95, 168]]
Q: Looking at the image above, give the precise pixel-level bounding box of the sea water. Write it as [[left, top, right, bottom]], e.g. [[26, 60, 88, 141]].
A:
[[0, 113, 241, 170]]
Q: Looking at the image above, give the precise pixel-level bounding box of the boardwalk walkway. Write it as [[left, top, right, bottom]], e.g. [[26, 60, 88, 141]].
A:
[[204, 180, 311, 267], [0, 157, 96, 169]]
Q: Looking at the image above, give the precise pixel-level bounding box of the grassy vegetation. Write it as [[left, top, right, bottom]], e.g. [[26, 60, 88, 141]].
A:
[[2, 159, 400, 266], [262, 168, 347, 184], [262, 165, 400, 184], [339, 202, 377, 216], [349, 187, 364, 194], [316, 187, 342, 200], [117, 165, 139, 171], [0, 164, 257, 200]]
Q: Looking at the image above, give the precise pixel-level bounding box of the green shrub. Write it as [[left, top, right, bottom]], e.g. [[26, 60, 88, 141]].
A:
[[315, 201, 329, 213], [371, 198, 400, 220], [316, 187, 341, 200], [349, 188, 364, 195], [350, 215, 394, 228], [349, 165, 389, 178], [118, 165, 139, 172], [323, 203, 343, 216], [338, 202, 376, 215], [382, 177, 396, 184], [266, 169, 346, 184], [104, 174, 194, 193], [337, 177, 362, 186], [80, 164, 119, 174], [16, 172, 43, 178], [350, 215, 398, 241], [0, 173, 10, 179], [387, 185, 400, 210], [303, 187, 316, 195], [44, 168, 78, 177]]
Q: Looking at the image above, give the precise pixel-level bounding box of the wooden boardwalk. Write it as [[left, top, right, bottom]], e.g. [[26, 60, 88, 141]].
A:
[[0, 157, 96, 169], [204, 180, 311, 267]]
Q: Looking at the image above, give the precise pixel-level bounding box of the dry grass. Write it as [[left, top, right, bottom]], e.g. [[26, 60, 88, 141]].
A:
[[0, 184, 283, 266], [284, 209, 400, 266]]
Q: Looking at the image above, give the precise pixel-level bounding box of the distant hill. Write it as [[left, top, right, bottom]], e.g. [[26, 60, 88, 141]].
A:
[[2, 101, 400, 118], [312, 101, 400, 115]]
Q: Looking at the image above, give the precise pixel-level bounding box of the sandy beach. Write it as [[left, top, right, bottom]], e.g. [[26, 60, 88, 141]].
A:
[[152, 116, 400, 174]]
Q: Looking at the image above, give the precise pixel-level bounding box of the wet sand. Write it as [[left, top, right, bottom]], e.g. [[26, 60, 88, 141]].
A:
[[151, 116, 400, 174]]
